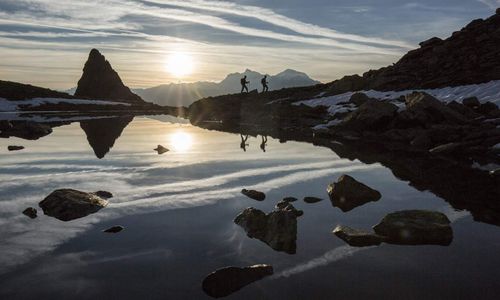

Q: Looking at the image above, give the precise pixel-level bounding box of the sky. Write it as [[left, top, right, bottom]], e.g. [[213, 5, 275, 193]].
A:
[[0, 0, 498, 89]]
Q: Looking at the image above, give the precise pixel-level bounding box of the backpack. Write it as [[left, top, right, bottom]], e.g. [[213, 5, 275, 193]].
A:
[[261, 78, 266, 84], [241, 78, 246, 85]]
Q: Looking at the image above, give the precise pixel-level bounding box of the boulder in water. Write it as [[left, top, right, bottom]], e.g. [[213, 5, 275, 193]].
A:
[[202, 264, 273, 298], [327, 175, 381, 212], [103, 225, 124, 233], [8, 145, 24, 151], [39, 189, 108, 221], [241, 189, 266, 201], [22, 207, 37, 219], [154, 145, 169, 154], [373, 210, 453, 245], [303, 196, 323, 204]]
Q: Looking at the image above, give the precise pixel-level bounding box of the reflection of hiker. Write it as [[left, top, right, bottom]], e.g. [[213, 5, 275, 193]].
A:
[[240, 134, 249, 151], [240, 76, 249, 93], [260, 135, 268, 152], [261, 76, 269, 93]]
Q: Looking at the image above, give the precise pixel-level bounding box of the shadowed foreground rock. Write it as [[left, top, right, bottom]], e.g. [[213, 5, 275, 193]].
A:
[[202, 264, 273, 298], [327, 175, 381, 212], [373, 210, 453, 245], [234, 207, 297, 254], [333, 225, 384, 247], [241, 189, 266, 201], [22, 207, 37, 219], [39, 189, 108, 221]]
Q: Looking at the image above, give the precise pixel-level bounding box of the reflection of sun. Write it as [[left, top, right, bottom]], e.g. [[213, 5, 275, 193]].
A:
[[165, 52, 194, 78], [169, 131, 193, 152]]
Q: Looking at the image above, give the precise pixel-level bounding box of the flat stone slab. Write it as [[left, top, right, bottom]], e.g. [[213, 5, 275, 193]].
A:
[[373, 210, 453, 245], [39, 189, 108, 221], [333, 225, 384, 247], [202, 264, 273, 298]]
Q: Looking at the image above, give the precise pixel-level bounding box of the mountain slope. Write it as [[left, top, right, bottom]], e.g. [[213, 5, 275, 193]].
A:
[[134, 69, 320, 107], [0, 80, 73, 101], [326, 9, 500, 94]]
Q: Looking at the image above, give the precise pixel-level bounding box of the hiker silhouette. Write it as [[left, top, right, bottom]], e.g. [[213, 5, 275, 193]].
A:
[[261, 76, 269, 93], [240, 134, 249, 151], [240, 75, 249, 93], [260, 135, 268, 152]]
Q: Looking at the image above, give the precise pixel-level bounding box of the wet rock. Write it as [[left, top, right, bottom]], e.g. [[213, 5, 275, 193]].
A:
[[282, 197, 298, 202], [373, 210, 453, 245], [241, 189, 266, 201], [154, 145, 169, 154], [202, 264, 273, 298], [303, 196, 323, 204], [275, 200, 303, 217], [234, 207, 297, 254], [349, 92, 372, 106], [8, 145, 24, 151], [103, 225, 124, 233], [327, 175, 381, 212], [462, 97, 480, 108], [333, 225, 384, 247], [39, 189, 108, 221], [22, 207, 37, 219], [93, 191, 113, 199]]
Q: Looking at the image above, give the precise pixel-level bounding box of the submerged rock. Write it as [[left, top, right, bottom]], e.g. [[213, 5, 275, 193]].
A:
[[202, 264, 273, 298], [333, 225, 384, 247], [22, 207, 37, 219], [154, 145, 169, 154], [39, 189, 108, 221], [8, 145, 24, 151], [241, 189, 266, 201], [327, 175, 381, 212], [373, 210, 453, 245], [303, 196, 323, 204], [103, 225, 124, 233], [93, 191, 113, 199], [234, 207, 297, 254]]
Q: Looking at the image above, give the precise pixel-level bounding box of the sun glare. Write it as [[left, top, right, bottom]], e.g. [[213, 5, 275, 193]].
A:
[[169, 131, 193, 152], [166, 52, 194, 78]]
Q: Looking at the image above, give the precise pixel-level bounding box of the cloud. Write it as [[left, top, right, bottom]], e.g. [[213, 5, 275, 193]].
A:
[[477, 0, 500, 9]]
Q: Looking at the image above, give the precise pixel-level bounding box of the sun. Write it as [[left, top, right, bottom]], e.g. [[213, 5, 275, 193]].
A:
[[169, 131, 193, 152], [166, 52, 194, 78]]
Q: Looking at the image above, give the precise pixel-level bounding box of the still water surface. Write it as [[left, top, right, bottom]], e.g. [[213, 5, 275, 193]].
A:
[[0, 116, 499, 299]]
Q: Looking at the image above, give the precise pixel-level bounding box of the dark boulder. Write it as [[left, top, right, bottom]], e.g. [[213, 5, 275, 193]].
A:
[[75, 49, 144, 104], [39, 189, 108, 221], [333, 225, 384, 247], [8, 145, 24, 151], [373, 210, 453, 245], [103, 225, 124, 233], [282, 197, 298, 202], [241, 189, 266, 201], [327, 175, 381, 212], [340, 100, 398, 131], [234, 207, 297, 254], [462, 97, 480, 108], [202, 264, 273, 298], [447, 101, 480, 119], [275, 200, 303, 217], [476, 101, 498, 115], [22, 207, 37, 219], [349, 92, 372, 106]]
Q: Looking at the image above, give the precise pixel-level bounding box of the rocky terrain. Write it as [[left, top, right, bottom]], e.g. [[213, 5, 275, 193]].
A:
[[0, 80, 73, 101]]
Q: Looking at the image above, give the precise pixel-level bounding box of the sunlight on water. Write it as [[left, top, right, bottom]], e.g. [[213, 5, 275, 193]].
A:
[[168, 130, 193, 152]]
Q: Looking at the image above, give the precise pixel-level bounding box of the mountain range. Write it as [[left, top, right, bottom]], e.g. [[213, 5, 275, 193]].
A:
[[132, 69, 320, 107]]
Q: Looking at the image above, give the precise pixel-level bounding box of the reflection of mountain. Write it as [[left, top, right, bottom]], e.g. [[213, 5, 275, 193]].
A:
[[80, 116, 133, 159], [133, 69, 320, 107]]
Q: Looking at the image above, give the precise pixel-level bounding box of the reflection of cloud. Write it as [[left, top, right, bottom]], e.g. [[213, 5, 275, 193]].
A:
[[477, 0, 500, 10], [272, 245, 374, 278]]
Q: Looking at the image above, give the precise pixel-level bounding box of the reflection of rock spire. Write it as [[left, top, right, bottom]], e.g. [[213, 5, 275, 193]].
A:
[[80, 116, 133, 159]]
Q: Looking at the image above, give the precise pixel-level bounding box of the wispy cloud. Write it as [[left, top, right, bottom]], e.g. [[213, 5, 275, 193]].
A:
[[477, 0, 500, 9]]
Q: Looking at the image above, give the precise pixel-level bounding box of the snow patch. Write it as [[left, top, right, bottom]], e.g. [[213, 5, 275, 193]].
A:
[[0, 97, 131, 112], [295, 80, 500, 112]]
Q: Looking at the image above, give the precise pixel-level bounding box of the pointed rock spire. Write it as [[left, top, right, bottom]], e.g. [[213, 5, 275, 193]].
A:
[[75, 49, 144, 103]]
